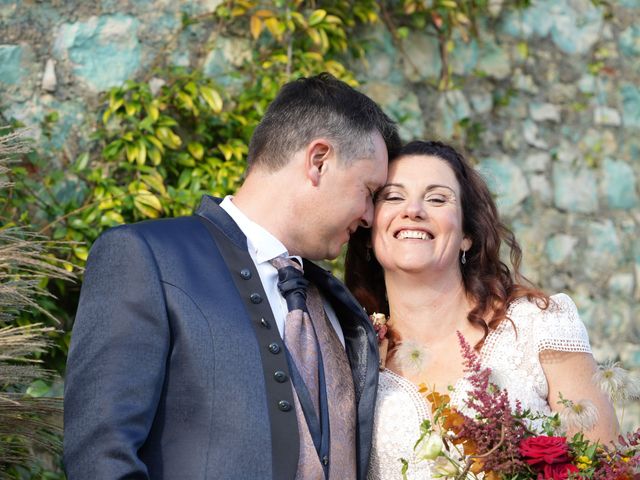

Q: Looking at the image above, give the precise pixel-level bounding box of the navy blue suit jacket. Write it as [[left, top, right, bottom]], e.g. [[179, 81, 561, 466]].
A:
[[64, 196, 380, 479]]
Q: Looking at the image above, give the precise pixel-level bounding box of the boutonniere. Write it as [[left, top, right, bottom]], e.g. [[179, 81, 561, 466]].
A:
[[369, 312, 390, 370]]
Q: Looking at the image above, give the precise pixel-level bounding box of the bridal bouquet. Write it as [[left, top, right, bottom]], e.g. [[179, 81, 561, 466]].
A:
[[403, 333, 640, 480]]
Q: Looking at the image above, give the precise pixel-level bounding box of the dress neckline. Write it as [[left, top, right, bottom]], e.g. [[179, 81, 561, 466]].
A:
[[380, 299, 522, 407]]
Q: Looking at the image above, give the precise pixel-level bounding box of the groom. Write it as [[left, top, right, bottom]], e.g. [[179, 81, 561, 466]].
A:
[[64, 73, 400, 479]]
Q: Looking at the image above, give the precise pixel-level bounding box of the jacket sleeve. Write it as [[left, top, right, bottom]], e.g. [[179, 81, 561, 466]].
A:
[[64, 225, 169, 479]]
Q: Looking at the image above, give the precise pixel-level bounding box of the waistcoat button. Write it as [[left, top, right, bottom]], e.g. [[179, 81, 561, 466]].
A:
[[250, 293, 262, 304]]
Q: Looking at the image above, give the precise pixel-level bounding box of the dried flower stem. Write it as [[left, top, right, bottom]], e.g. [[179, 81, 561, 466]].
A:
[[0, 127, 72, 468]]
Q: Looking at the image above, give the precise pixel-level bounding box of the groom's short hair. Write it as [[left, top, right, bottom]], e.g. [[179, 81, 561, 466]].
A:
[[247, 73, 399, 171]]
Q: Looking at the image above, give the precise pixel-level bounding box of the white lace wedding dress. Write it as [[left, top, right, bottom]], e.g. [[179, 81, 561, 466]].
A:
[[367, 293, 592, 480]]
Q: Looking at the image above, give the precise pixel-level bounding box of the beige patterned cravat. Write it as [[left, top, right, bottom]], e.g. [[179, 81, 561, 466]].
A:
[[270, 256, 357, 480]]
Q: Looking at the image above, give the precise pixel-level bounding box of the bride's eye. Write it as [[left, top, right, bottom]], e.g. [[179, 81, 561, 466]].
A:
[[424, 192, 454, 206], [383, 193, 404, 202], [425, 194, 447, 205], [375, 189, 404, 202]]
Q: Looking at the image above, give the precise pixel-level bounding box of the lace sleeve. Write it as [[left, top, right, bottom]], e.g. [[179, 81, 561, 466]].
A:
[[535, 293, 591, 354]]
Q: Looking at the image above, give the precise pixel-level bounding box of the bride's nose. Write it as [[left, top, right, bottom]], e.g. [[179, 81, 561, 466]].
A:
[[402, 198, 426, 220]]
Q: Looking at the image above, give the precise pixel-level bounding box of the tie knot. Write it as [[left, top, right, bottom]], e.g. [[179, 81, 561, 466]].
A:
[[270, 255, 303, 272], [270, 256, 309, 312]]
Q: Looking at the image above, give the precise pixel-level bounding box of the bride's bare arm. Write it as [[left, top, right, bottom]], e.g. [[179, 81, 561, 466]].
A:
[[542, 350, 619, 444]]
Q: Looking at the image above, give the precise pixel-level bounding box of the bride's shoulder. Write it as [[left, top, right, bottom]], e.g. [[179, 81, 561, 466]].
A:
[[506, 293, 589, 348], [508, 292, 578, 320]]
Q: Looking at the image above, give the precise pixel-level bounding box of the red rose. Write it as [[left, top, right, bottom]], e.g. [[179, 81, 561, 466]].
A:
[[519, 436, 571, 466], [539, 463, 579, 480]]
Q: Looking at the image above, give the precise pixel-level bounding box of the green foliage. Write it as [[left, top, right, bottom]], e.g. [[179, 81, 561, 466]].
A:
[[2, 0, 532, 373], [96, 68, 247, 224]]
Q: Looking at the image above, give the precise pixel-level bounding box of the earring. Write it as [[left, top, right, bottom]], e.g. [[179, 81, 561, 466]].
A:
[[366, 247, 371, 262], [461, 250, 467, 265]]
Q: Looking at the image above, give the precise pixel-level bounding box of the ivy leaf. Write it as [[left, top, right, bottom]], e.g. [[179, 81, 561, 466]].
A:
[[218, 143, 233, 161], [136, 139, 147, 166], [134, 189, 163, 217], [178, 169, 192, 189], [176, 91, 195, 111], [147, 104, 160, 121], [250, 15, 263, 39], [156, 127, 182, 149], [102, 108, 112, 125], [148, 147, 162, 166], [188, 142, 205, 161], [74, 152, 90, 171], [125, 102, 138, 117], [291, 11, 307, 27], [254, 9, 274, 18], [26, 380, 51, 398], [307, 27, 322, 45], [146, 134, 165, 153], [73, 246, 89, 261], [440, 0, 458, 8], [200, 86, 223, 113], [141, 173, 168, 196], [102, 210, 125, 225], [184, 81, 198, 97], [308, 9, 327, 26], [126, 143, 140, 163], [264, 17, 283, 40]]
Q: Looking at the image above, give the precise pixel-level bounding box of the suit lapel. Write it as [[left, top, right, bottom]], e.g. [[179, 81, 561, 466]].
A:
[[195, 195, 247, 249], [195, 196, 300, 480]]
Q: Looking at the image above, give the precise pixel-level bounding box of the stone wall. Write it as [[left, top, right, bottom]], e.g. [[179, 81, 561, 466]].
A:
[[1, 0, 638, 430]]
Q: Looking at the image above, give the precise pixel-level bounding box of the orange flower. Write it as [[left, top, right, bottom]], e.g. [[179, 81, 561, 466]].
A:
[[484, 470, 501, 480], [469, 457, 484, 473], [425, 391, 450, 413], [442, 407, 465, 434], [463, 439, 479, 456]]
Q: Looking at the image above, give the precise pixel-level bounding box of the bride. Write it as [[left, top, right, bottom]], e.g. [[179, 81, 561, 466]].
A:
[[345, 140, 619, 479]]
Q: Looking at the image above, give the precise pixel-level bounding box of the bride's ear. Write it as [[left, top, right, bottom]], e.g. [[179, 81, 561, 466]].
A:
[[461, 236, 472, 252]]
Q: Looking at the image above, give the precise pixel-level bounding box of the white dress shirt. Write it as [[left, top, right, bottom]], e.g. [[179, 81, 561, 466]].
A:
[[220, 196, 345, 346]]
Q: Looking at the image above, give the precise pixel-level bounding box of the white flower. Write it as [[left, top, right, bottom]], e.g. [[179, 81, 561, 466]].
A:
[[559, 398, 599, 432], [395, 340, 429, 376], [431, 455, 459, 478], [593, 361, 640, 402], [415, 433, 444, 461], [594, 361, 627, 399]]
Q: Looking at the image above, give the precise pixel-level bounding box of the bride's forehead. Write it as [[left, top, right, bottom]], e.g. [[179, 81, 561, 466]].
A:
[[387, 155, 459, 186]]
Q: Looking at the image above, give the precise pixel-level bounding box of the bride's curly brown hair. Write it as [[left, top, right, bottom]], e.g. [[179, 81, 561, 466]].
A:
[[345, 140, 548, 350]]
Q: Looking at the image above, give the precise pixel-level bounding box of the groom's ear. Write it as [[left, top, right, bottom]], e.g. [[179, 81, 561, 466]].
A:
[[305, 139, 333, 186]]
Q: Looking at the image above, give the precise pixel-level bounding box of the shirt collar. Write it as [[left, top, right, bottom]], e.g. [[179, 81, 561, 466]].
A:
[[220, 196, 296, 264]]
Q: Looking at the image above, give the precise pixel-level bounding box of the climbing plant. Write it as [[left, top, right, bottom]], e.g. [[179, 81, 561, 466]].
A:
[[3, 0, 533, 374]]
